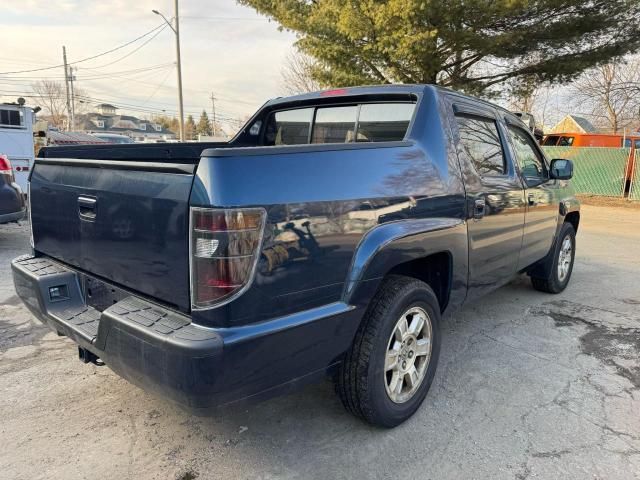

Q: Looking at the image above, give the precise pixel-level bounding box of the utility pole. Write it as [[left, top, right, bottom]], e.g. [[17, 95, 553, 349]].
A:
[[69, 66, 76, 131], [210, 92, 217, 137], [153, 2, 185, 142], [62, 46, 72, 132], [173, 0, 185, 142]]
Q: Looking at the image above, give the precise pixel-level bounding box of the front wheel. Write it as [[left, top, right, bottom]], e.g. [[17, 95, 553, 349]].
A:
[[336, 275, 441, 428], [531, 222, 576, 293]]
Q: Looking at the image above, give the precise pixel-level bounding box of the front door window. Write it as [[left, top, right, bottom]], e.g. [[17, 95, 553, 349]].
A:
[[508, 126, 548, 186]]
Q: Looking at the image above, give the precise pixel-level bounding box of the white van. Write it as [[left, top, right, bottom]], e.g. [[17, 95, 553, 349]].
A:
[[0, 102, 35, 194]]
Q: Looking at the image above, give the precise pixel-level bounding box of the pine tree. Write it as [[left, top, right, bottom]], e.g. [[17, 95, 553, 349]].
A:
[[196, 110, 212, 137], [185, 114, 197, 140], [239, 0, 640, 95]]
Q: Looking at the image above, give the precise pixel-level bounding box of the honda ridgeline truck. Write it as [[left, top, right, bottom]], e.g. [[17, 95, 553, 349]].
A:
[[12, 85, 579, 427]]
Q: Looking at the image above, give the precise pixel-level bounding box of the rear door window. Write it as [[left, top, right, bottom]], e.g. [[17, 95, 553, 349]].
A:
[[455, 115, 506, 177]]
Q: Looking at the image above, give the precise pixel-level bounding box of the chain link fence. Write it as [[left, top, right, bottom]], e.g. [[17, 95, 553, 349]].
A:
[[628, 150, 640, 201], [542, 147, 630, 197]]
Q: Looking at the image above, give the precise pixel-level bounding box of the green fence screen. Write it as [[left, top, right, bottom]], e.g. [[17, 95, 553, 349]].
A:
[[629, 150, 640, 201], [542, 147, 630, 197]]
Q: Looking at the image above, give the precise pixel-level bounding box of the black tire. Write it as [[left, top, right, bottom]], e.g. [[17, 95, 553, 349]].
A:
[[531, 222, 576, 293], [336, 275, 441, 428]]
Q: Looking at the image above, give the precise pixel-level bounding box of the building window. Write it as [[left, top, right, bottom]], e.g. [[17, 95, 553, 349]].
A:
[[95, 120, 105, 128], [154, 124, 162, 132], [140, 124, 147, 131]]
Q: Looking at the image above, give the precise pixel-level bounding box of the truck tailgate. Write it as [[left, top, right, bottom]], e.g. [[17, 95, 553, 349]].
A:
[[29, 159, 195, 312]]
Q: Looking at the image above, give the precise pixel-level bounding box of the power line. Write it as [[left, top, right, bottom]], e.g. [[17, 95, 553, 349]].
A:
[[140, 66, 176, 106], [1, 63, 176, 81], [0, 23, 167, 75], [0, 81, 240, 119], [81, 24, 170, 70], [0, 88, 244, 127]]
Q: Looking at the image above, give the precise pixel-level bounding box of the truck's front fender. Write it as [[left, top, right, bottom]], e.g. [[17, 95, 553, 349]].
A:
[[342, 218, 468, 314]]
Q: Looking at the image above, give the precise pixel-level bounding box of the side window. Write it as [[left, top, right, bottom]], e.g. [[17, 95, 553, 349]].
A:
[[0, 109, 24, 128], [508, 126, 547, 186], [456, 115, 506, 177], [311, 106, 357, 143], [265, 108, 313, 146], [558, 136, 574, 146], [356, 103, 414, 142]]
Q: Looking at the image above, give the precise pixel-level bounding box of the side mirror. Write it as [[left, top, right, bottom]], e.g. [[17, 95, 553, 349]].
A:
[[550, 158, 573, 180]]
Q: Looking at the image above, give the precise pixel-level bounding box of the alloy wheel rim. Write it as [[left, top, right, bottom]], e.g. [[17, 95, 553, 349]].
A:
[[384, 306, 433, 404], [557, 235, 573, 282]]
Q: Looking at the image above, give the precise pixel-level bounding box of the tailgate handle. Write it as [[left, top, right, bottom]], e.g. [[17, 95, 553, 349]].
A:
[[78, 196, 97, 222]]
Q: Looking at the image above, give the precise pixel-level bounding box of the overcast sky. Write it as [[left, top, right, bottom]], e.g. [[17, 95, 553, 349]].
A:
[[0, 0, 297, 133]]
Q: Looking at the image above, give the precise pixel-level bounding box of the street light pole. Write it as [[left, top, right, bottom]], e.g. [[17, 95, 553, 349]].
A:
[[153, 2, 185, 142]]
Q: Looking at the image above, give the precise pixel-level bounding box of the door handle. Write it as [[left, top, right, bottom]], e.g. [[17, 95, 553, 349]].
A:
[[528, 193, 537, 206], [473, 198, 485, 219], [78, 196, 97, 222]]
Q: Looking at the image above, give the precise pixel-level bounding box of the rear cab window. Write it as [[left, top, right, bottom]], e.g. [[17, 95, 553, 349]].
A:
[[265, 108, 313, 145], [263, 101, 415, 146]]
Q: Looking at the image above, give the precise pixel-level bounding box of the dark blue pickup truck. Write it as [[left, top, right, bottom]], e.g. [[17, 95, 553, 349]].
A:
[[12, 85, 579, 427]]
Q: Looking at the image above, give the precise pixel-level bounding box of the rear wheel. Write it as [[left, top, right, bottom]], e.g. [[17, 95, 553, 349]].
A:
[[531, 222, 576, 293], [336, 275, 441, 428]]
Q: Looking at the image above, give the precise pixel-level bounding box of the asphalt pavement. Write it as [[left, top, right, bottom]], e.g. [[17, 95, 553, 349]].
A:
[[1, 204, 639, 480]]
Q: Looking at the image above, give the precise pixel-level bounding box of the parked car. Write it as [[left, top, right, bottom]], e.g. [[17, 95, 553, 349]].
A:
[[89, 133, 134, 144], [12, 85, 579, 427], [0, 154, 26, 224]]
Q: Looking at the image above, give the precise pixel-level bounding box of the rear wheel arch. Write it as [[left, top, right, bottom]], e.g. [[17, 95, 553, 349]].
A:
[[385, 252, 452, 312], [342, 218, 465, 312]]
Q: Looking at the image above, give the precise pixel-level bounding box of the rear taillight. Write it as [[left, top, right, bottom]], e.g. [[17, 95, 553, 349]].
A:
[[190, 207, 266, 309]]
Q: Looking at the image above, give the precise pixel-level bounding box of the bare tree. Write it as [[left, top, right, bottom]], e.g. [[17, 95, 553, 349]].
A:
[[31, 80, 68, 129], [570, 59, 640, 133], [504, 80, 553, 130], [280, 50, 323, 95]]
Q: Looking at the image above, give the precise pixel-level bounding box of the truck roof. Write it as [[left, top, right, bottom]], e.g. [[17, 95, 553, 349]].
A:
[[265, 83, 522, 124]]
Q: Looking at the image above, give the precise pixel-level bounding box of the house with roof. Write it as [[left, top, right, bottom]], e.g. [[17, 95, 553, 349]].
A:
[[75, 104, 176, 141], [550, 115, 597, 134]]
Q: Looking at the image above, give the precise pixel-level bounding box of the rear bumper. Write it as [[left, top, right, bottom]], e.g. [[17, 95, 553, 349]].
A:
[[12, 255, 361, 410]]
